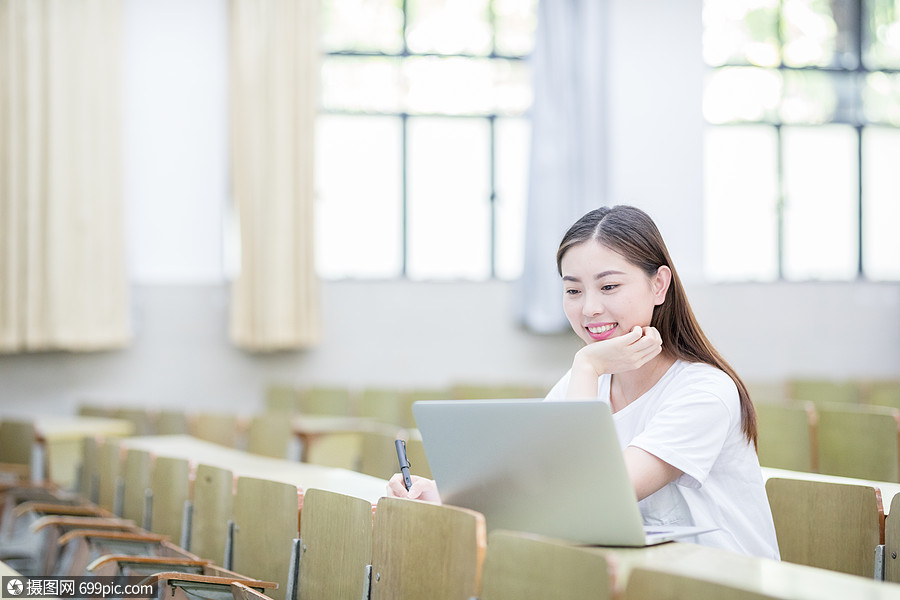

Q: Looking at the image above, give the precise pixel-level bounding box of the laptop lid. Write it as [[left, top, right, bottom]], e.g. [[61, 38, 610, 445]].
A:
[[412, 399, 651, 546]]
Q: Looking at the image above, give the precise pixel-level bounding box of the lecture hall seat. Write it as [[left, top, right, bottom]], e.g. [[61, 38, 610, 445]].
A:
[[882, 493, 900, 583], [766, 477, 883, 578], [148, 456, 192, 545], [296, 488, 374, 600], [369, 496, 486, 600], [816, 403, 900, 482], [755, 402, 817, 472], [479, 529, 614, 600], [188, 464, 235, 567], [120, 448, 154, 530], [357, 430, 406, 480], [866, 380, 900, 410], [358, 388, 407, 426], [788, 379, 860, 406], [246, 413, 294, 459], [230, 476, 302, 600], [301, 387, 355, 416]]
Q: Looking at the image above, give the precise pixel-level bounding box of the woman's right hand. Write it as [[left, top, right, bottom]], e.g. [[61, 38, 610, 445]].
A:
[[387, 473, 442, 503]]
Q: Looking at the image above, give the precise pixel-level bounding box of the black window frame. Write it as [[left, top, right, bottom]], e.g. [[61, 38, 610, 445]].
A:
[[319, 0, 534, 280], [704, 0, 900, 281]]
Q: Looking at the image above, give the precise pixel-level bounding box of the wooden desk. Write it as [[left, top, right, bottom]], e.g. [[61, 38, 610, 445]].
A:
[[290, 415, 402, 463], [34, 416, 135, 443], [119, 435, 387, 504], [291, 415, 403, 466], [27, 416, 134, 487], [593, 542, 900, 600]]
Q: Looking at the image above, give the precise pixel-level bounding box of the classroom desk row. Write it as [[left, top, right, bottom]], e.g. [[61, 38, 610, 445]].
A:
[[0, 413, 418, 489], [117, 434, 387, 504], [3, 433, 391, 600]]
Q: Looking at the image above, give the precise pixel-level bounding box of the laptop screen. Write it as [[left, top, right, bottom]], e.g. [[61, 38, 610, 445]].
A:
[[412, 399, 648, 546]]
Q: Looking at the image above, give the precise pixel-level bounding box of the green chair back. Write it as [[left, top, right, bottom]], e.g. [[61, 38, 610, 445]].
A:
[[816, 403, 900, 481], [766, 477, 881, 578], [755, 402, 815, 472], [480, 530, 613, 600], [298, 489, 373, 600]]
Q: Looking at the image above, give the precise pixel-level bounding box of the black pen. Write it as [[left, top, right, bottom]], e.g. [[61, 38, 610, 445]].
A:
[[395, 439, 412, 491]]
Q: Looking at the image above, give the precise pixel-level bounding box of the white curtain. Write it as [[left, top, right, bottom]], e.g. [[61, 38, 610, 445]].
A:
[[0, 0, 130, 353], [518, 0, 609, 333], [228, 0, 321, 351]]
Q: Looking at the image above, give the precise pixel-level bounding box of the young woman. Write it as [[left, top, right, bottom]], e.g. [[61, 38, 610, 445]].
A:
[[389, 205, 780, 560]]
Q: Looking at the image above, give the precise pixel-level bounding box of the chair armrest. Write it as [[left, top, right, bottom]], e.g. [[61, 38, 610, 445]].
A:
[[86, 555, 212, 573], [31, 515, 137, 533], [140, 572, 278, 591], [57, 529, 169, 546], [15, 501, 113, 518]]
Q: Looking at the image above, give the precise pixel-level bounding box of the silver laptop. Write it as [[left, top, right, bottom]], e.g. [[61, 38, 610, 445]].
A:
[[412, 399, 714, 547]]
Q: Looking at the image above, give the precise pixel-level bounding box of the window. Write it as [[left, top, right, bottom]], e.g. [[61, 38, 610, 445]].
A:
[[316, 0, 537, 280], [703, 0, 900, 281]]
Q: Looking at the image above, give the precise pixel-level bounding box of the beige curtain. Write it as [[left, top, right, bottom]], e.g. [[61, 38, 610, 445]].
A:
[[229, 0, 321, 351], [0, 0, 130, 353]]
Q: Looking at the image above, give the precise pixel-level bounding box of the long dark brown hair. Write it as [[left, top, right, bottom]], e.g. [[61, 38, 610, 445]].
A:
[[556, 205, 758, 449]]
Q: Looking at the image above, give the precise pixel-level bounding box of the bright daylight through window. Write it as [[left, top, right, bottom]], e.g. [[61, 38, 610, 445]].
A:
[[315, 0, 537, 280], [703, 0, 900, 282]]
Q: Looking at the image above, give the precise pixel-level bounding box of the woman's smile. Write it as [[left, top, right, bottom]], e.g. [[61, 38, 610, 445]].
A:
[[586, 322, 618, 340]]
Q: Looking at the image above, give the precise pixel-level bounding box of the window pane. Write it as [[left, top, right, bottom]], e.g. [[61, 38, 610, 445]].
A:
[[704, 126, 779, 280], [862, 127, 900, 279], [782, 125, 858, 279], [782, 0, 859, 69], [780, 69, 859, 123], [407, 118, 491, 279], [863, 72, 900, 125], [863, 0, 900, 70], [703, 0, 780, 67], [494, 0, 538, 56], [403, 56, 530, 116], [704, 67, 781, 123], [315, 116, 403, 278], [406, 0, 491, 55], [321, 0, 404, 54], [495, 117, 530, 280], [322, 56, 402, 113]]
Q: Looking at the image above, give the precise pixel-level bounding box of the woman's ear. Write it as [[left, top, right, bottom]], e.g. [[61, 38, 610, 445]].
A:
[[652, 266, 672, 306]]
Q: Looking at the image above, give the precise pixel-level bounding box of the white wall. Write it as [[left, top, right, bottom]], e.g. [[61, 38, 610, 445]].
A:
[[0, 282, 580, 417], [692, 281, 900, 381], [1, 0, 898, 418]]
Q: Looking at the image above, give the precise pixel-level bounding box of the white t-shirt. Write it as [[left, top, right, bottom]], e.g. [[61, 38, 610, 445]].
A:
[[546, 360, 780, 560]]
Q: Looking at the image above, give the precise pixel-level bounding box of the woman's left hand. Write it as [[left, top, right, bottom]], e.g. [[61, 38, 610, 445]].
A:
[[567, 326, 663, 399]]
